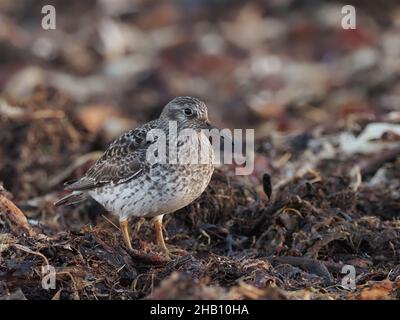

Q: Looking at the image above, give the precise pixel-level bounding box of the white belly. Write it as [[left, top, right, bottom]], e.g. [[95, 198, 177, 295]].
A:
[[89, 132, 214, 220]]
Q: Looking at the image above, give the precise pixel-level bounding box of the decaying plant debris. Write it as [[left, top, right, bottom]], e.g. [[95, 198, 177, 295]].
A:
[[1, 87, 399, 300], [1, 0, 400, 300]]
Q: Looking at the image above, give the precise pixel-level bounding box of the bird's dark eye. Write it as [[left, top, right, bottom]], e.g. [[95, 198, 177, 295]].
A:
[[184, 108, 193, 116]]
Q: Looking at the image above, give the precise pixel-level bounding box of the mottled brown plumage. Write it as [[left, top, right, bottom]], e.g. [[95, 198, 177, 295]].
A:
[[55, 97, 214, 256]]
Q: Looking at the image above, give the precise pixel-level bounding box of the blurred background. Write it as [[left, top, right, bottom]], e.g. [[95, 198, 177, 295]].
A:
[[1, 0, 399, 125], [1, 0, 400, 300], [0, 0, 399, 198]]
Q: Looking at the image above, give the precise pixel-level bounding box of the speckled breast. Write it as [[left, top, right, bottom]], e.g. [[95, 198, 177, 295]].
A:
[[90, 131, 214, 220]]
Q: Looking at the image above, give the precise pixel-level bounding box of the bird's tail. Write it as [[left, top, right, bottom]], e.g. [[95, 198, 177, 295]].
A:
[[54, 192, 87, 207]]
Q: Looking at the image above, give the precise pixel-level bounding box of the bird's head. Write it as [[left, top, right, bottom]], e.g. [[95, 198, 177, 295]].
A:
[[160, 96, 211, 131]]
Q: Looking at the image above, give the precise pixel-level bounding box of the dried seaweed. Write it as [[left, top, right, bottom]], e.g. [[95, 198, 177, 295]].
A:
[[1, 0, 400, 301]]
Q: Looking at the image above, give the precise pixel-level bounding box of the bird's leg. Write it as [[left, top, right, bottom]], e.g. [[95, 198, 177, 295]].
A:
[[120, 219, 133, 251], [153, 215, 169, 256]]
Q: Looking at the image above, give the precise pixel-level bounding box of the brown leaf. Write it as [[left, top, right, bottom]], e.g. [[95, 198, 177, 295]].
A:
[[359, 280, 399, 300], [0, 190, 35, 237]]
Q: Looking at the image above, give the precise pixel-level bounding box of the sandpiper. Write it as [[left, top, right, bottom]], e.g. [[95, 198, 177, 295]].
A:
[[55, 96, 215, 256]]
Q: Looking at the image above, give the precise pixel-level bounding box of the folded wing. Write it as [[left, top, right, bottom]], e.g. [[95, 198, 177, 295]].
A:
[[64, 120, 158, 191]]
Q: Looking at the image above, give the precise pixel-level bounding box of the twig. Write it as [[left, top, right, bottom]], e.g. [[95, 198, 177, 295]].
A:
[[13, 244, 49, 267], [101, 214, 120, 231], [349, 165, 362, 191], [46, 151, 103, 189]]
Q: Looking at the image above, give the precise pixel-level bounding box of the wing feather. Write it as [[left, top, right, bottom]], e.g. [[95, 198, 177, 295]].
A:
[[64, 120, 158, 191]]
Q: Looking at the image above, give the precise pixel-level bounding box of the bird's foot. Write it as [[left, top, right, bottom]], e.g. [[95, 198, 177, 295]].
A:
[[156, 244, 187, 259]]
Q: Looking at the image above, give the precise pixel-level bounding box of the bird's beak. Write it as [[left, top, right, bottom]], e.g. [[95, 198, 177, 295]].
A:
[[201, 121, 234, 147], [202, 121, 215, 130], [200, 120, 220, 132]]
